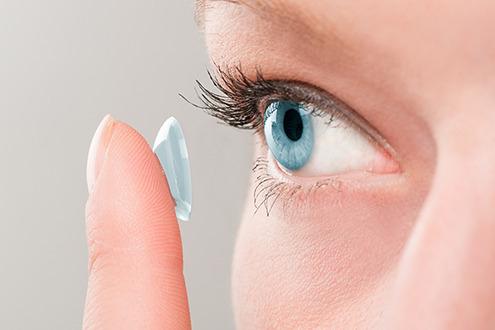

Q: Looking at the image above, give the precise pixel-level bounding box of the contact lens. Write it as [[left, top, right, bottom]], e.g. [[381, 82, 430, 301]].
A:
[[153, 117, 192, 221], [264, 100, 314, 171]]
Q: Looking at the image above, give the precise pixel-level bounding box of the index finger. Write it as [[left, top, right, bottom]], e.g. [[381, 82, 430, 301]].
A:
[[83, 115, 191, 329]]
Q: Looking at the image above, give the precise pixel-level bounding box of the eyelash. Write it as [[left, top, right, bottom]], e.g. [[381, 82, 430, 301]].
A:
[[251, 156, 344, 217], [182, 65, 373, 216], [184, 65, 266, 131]]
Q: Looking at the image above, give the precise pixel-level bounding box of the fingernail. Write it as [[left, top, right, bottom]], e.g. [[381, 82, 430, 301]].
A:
[[87, 114, 115, 193], [153, 117, 192, 221]]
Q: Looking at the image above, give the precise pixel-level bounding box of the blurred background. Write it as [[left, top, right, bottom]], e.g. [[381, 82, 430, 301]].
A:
[[0, 1, 252, 328]]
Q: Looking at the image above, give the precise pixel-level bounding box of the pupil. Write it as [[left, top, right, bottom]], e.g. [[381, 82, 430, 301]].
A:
[[283, 108, 303, 141]]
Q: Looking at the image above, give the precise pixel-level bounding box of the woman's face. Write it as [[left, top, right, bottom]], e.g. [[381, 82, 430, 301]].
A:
[[199, 1, 495, 328]]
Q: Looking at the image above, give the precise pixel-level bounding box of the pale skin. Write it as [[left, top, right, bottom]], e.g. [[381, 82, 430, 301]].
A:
[[83, 1, 495, 329]]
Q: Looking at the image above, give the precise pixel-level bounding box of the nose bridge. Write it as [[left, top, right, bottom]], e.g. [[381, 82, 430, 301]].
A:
[[425, 86, 495, 219], [435, 118, 495, 216], [435, 97, 495, 212], [388, 109, 495, 329]]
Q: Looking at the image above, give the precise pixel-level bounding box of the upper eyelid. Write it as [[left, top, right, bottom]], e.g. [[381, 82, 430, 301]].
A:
[[259, 80, 347, 119], [256, 81, 380, 148], [249, 79, 395, 154], [266, 81, 383, 142]]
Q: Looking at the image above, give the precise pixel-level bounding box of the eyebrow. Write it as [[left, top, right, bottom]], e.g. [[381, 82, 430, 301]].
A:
[[194, 0, 342, 48]]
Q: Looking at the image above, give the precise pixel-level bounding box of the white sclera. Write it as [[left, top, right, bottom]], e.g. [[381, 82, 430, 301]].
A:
[[293, 116, 379, 176]]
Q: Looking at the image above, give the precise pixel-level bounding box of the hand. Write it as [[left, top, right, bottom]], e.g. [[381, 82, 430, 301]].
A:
[[83, 115, 191, 329]]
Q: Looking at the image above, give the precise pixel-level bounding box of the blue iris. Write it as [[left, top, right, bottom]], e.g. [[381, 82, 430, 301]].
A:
[[263, 100, 314, 171]]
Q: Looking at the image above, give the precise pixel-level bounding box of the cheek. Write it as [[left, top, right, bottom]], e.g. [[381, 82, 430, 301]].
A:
[[231, 178, 422, 329]]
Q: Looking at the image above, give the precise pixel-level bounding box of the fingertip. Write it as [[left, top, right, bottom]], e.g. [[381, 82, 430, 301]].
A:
[[86, 118, 179, 252]]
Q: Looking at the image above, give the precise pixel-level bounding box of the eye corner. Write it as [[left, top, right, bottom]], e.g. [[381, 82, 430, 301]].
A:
[[368, 145, 402, 175]]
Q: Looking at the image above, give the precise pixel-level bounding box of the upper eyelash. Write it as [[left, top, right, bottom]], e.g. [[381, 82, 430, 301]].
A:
[[182, 64, 363, 136], [181, 64, 272, 131]]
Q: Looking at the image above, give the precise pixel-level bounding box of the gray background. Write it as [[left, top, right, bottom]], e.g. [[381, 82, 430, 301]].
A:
[[0, 1, 251, 329]]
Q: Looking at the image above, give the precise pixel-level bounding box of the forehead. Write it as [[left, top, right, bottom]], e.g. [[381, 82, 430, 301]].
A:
[[198, 0, 495, 49]]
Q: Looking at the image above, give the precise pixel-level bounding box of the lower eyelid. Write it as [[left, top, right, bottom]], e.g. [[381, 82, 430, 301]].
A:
[[251, 151, 404, 218], [265, 149, 398, 185]]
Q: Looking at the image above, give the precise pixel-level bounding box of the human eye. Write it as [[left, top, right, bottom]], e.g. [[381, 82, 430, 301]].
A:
[[262, 97, 398, 177], [186, 65, 400, 212]]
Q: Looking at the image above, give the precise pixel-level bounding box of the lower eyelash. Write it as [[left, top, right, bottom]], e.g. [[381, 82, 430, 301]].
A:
[[252, 157, 302, 216], [252, 156, 344, 216]]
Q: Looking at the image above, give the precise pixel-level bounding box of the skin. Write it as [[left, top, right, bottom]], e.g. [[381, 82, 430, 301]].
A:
[[83, 1, 495, 329]]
